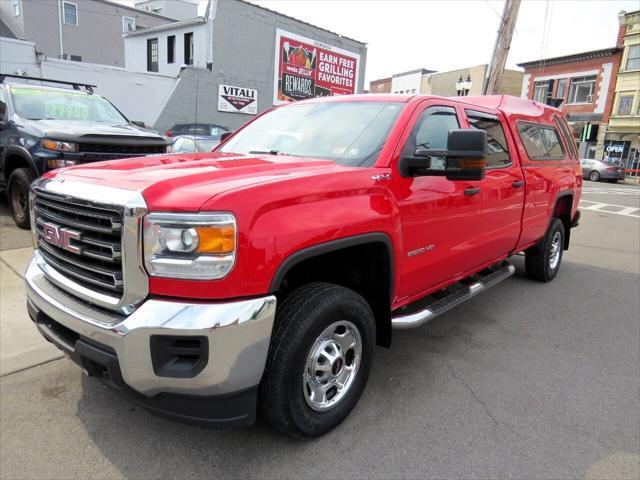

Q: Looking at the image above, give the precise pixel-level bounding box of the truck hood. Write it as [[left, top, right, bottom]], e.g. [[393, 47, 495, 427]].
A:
[[22, 118, 165, 144], [51, 152, 355, 211]]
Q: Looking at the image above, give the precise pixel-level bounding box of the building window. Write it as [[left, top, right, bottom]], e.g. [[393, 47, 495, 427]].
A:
[[567, 76, 596, 104], [184, 32, 194, 65], [122, 16, 135, 33], [147, 38, 159, 72], [167, 35, 175, 64], [556, 79, 567, 99], [617, 94, 634, 115], [12, 0, 20, 16], [533, 81, 549, 102], [63, 2, 78, 26], [626, 45, 640, 71]]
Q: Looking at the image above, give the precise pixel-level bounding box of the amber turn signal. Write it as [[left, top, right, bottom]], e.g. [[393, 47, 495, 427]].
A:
[[195, 226, 236, 254], [458, 159, 486, 169]]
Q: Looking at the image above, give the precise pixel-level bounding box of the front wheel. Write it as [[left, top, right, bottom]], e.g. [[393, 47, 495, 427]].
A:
[[589, 170, 600, 182], [8, 168, 36, 229], [525, 218, 565, 282], [259, 283, 375, 438]]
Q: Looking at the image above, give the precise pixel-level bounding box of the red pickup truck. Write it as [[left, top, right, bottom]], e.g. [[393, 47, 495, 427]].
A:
[[25, 94, 581, 438]]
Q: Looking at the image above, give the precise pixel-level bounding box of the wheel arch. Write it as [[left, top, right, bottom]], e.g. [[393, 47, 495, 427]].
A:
[[3, 147, 37, 184], [269, 233, 395, 347], [552, 191, 573, 250]]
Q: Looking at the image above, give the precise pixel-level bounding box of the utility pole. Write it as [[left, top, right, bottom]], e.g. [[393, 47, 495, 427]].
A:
[[483, 0, 521, 95]]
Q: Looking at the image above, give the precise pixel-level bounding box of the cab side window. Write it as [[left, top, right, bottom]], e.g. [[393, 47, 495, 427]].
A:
[[465, 110, 510, 168], [404, 106, 459, 171], [517, 123, 565, 160]]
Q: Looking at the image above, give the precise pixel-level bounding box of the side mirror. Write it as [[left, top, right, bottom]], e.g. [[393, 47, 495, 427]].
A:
[[219, 131, 233, 143], [130, 120, 146, 128], [399, 129, 487, 181]]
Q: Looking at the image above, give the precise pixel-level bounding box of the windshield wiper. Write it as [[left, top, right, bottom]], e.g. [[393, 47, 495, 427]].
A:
[[249, 149, 280, 155], [248, 150, 298, 157]]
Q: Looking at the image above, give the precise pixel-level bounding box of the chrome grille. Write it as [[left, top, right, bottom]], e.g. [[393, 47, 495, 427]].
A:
[[33, 189, 124, 297]]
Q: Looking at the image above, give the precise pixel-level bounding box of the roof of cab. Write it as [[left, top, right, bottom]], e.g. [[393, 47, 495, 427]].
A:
[[300, 93, 559, 115]]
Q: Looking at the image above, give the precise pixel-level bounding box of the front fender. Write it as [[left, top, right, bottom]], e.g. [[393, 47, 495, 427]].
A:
[[147, 169, 402, 301]]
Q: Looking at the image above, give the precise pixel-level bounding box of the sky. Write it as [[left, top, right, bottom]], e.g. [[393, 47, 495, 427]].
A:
[[119, 0, 639, 87]]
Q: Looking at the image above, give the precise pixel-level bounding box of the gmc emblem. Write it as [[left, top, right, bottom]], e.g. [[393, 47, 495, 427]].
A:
[[42, 222, 81, 254]]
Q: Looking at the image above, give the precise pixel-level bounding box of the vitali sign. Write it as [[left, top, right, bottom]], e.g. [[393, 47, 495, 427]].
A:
[[273, 29, 360, 105], [218, 84, 258, 115]]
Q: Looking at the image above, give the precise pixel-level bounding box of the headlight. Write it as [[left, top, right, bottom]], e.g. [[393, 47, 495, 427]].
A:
[[42, 139, 78, 153], [143, 212, 236, 279]]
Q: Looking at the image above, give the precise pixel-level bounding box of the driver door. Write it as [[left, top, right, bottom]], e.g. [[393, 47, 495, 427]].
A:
[[394, 101, 482, 303]]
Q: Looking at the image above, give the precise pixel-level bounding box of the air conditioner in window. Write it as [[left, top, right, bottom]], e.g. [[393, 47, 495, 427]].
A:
[[587, 94, 594, 103]]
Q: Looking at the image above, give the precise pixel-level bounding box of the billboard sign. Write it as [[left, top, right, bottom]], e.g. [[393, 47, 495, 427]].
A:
[[218, 84, 258, 115], [273, 29, 360, 105]]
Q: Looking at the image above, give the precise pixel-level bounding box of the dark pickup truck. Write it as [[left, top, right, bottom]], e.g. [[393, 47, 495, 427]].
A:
[[0, 77, 167, 228]]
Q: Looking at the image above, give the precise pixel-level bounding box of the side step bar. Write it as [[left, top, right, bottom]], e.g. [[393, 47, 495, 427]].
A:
[[391, 261, 516, 330]]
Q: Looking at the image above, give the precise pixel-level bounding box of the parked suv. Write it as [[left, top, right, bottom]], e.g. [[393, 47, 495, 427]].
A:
[[0, 76, 168, 228], [26, 94, 581, 438]]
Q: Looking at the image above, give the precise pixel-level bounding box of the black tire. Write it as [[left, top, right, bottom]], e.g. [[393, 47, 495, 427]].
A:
[[525, 218, 565, 282], [589, 170, 600, 182], [259, 282, 375, 438], [8, 168, 36, 229]]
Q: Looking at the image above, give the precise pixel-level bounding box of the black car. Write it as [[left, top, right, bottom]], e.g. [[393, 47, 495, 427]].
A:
[[0, 76, 168, 228]]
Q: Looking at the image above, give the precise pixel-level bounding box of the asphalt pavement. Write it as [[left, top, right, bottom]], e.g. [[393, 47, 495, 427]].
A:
[[0, 181, 638, 479]]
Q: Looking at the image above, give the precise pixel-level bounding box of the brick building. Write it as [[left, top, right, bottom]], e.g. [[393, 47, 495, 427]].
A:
[[518, 47, 622, 159], [370, 77, 391, 93]]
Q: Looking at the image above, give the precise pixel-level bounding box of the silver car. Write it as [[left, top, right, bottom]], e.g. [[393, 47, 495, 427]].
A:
[[580, 159, 626, 182]]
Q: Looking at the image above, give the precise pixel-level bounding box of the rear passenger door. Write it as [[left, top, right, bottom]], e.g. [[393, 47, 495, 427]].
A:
[[463, 109, 525, 260]]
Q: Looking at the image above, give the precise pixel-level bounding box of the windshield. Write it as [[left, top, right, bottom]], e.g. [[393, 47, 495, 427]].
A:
[[10, 87, 128, 123], [219, 101, 403, 167]]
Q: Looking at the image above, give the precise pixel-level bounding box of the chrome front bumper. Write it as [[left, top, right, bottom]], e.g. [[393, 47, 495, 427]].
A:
[[25, 256, 277, 397]]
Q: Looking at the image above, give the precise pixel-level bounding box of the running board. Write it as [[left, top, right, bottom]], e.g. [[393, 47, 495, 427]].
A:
[[391, 261, 516, 330]]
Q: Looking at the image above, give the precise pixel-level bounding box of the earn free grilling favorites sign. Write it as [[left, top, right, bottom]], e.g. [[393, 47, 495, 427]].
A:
[[218, 84, 258, 115], [273, 29, 361, 105]]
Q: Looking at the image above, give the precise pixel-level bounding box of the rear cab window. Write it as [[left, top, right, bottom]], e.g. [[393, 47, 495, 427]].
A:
[[517, 122, 565, 161]]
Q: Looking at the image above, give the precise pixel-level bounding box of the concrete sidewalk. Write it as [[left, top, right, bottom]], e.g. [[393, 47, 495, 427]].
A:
[[0, 247, 63, 376]]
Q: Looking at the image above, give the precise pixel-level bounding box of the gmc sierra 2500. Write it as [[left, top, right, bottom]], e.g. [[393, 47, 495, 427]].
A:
[[25, 94, 581, 438]]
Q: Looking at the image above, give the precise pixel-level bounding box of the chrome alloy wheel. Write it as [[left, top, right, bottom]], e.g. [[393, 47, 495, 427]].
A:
[[549, 231, 562, 270], [303, 320, 362, 412]]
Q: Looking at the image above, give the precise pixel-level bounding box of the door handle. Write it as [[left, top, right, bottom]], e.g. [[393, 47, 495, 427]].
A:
[[464, 187, 481, 196], [512, 180, 525, 188]]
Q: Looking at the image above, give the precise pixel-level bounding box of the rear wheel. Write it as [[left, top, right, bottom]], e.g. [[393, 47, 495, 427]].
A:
[[259, 282, 375, 438], [8, 168, 36, 229], [589, 170, 600, 182], [525, 218, 565, 282]]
